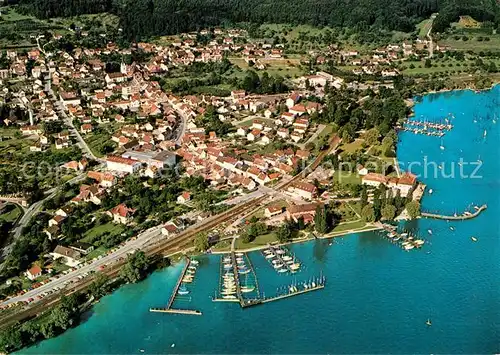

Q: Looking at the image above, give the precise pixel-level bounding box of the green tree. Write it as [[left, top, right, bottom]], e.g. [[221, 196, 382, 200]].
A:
[[364, 128, 379, 145], [194, 232, 209, 252], [360, 186, 368, 207], [276, 222, 292, 243], [120, 251, 150, 283], [0, 326, 24, 352], [314, 205, 329, 234], [88, 272, 110, 298], [406, 201, 421, 220], [381, 204, 397, 221], [361, 205, 375, 222]]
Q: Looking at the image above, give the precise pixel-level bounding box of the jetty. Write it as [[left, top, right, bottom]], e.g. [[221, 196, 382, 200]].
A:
[[149, 308, 202, 315], [150, 257, 202, 316], [421, 204, 487, 221], [166, 257, 190, 309], [378, 224, 425, 251]]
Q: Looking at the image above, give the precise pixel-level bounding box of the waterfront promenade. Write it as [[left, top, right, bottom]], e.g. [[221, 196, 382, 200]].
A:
[[421, 204, 487, 221]]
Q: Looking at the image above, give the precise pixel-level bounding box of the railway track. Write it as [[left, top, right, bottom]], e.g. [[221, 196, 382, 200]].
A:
[[0, 135, 340, 329]]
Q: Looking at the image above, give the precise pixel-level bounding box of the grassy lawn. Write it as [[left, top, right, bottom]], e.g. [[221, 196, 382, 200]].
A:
[[332, 220, 366, 233], [441, 34, 500, 52], [84, 246, 108, 261], [211, 239, 231, 252], [84, 131, 115, 158], [81, 222, 125, 244], [0, 203, 22, 223], [235, 232, 277, 249], [416, 19, 432, 39], [333, 170, 361, 185], [339, 138, 365, 154]]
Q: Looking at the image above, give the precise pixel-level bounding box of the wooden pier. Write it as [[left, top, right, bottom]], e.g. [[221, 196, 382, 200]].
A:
[[150, 257, 202, 316], [230, 251, 244, 304], [421, 204, 487, 221], [149, 308, 202, 315], [241, 283, 325, 308], [166, 256, 191, 309]]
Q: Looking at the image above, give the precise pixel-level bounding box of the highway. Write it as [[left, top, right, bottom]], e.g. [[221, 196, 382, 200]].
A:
[[1, 225, 163, 306]]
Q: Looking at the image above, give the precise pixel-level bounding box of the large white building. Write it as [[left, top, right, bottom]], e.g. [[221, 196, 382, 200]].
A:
[[106, 155, 141, 174]]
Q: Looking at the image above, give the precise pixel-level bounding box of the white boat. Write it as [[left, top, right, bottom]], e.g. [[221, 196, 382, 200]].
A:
[[414, 240, 425, 246], [223, 257, 231, 263], [235, 252, 244, 257], [276, 249, 285, 255], [238, 269, 250, 275], [426, 319, 432, 326], [282, 256, 293, 261], [273, 263, 284, 269], [404, 244, 414, 250], [182, 278, 193, 283], [190, 260, 199, 265], [450, 226, 455, 231], [223, 264, 232, 269], [289, 263, 300, 270], [241, 286, 255, 293], [311, 282, 316, 287], [263, 249, 272, 254], [471, 236, 478, 242], [429, 189, 433, 194], [277, 268, 287, 273], [265, 253, 275, 259], [427, 229, 433, 235], [188, 265, 197, 270], [222, 295, 237, 299], [271, 259, 281, 265], [178, 288, 190, 296]]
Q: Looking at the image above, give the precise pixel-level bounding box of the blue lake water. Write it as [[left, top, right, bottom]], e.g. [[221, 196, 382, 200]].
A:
[[21, 87, 500, 354]]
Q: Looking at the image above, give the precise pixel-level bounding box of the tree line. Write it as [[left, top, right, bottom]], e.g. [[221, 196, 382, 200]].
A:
[[16, 0, 499, 40]]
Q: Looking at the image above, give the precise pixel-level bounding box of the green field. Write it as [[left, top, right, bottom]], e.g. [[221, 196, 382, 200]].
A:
[[441, 35, 500, 52], [333, 170, 361, 185], [81, 222, 125, 244], [235, 232, 277, 249], [0, 204, 23, 223], [331, 220, 366, 233]]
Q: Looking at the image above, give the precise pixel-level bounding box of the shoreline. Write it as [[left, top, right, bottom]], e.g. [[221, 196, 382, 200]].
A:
[[209, 224, 381, 255]]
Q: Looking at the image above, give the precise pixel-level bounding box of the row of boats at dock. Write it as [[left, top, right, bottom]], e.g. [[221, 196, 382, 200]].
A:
[[262, 247, 300, 273], [178, 259, 200, 296], [220, 253, 256, 299], [381, 229, 425, 251], [398, 126, 446, 137]]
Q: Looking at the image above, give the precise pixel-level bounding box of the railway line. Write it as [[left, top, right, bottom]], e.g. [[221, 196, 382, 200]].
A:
[[0, 135, 340, 329]]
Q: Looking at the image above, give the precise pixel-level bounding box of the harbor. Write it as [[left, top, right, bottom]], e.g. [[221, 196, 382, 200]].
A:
[[421, 204, 487, 221], [150, 257, 202, 315], [378, 224, 426, 251], [261, 246, 301, 274]]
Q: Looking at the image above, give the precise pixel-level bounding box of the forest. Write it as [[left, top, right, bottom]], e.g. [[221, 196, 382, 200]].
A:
[[15, 0, 500, 39]]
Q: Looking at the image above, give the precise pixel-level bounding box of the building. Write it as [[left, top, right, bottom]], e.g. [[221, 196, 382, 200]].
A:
[[51, 245, 81, 267], [264, 205, 284, 218], [69, 242, 94, 255], [108, 203, 136, 224], [59, 91, 81, 106], [177, 191, 191, 204], [106, 155, 142, 174], [25, 265, 42, 281], [361, 173, 389, 188], [286, 203, 322, 223], [288, 181, 317, 200]]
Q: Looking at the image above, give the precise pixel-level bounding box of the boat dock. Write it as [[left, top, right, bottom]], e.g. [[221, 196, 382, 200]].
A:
[[270, 246, 292, 273], [150, 257, 202, 316], [421, 204, 487, 221], [378, 224, 425, 251], [166, 257, 191, 309], [149, 308, 202, 315]]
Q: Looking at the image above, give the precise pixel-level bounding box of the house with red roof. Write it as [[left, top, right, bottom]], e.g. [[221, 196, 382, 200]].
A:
[[107, 203, 136, 224], [25, 265, 42, 281]]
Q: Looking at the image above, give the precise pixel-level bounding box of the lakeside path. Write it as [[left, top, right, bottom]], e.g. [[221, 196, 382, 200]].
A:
[[211, 224, 381, 255]]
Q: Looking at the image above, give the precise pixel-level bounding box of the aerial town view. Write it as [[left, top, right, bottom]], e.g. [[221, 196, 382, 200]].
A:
[[0, 0, 498, 353]]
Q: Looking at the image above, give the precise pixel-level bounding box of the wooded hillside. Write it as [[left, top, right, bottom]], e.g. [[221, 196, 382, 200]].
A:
[[16, 0, 500, 39]]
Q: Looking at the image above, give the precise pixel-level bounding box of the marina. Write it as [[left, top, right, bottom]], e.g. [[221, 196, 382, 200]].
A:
[[150, 257, 202, 315], [421, 204, 487, 221], [378, 224, 426, 251], [261, 246, 301, 274]]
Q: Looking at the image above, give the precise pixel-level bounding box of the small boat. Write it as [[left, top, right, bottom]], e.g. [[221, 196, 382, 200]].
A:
[[263, 249, 272, 254], [449, 226, 455, 231], [426, 319, 432, 326], [289, 263, 300, 270], [188, 265, 197, 270], [311, 282, 316, 287], [282, 256, 292, 261], [178, 286, 190, 296], [427, 229, 433, 235], [222, 295, 237, 299], [241, 286, 255, 293], [190, 260, 199, 265], [429, 189, 433, 194], [277, 268, 287, 273], [223, 264, 232, 269], [404, 244, 414, 250], [265, 253, 275, 259], [276, 249, 285, 255], [471, 236, 478, 242], [235, 252, 244, 257], [238, 268, 250, 274], [273, 263, 284, 269], [414, 240, 425, 246], [223, 257, 231, 263], [182, 278, 193, 283]]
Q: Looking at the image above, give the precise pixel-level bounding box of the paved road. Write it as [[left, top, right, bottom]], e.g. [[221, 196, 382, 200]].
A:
[[169, 100, 187, 144], [1, 225, 163, 306], [427, 14, 437, 58], [46, 74, 100, 161]]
